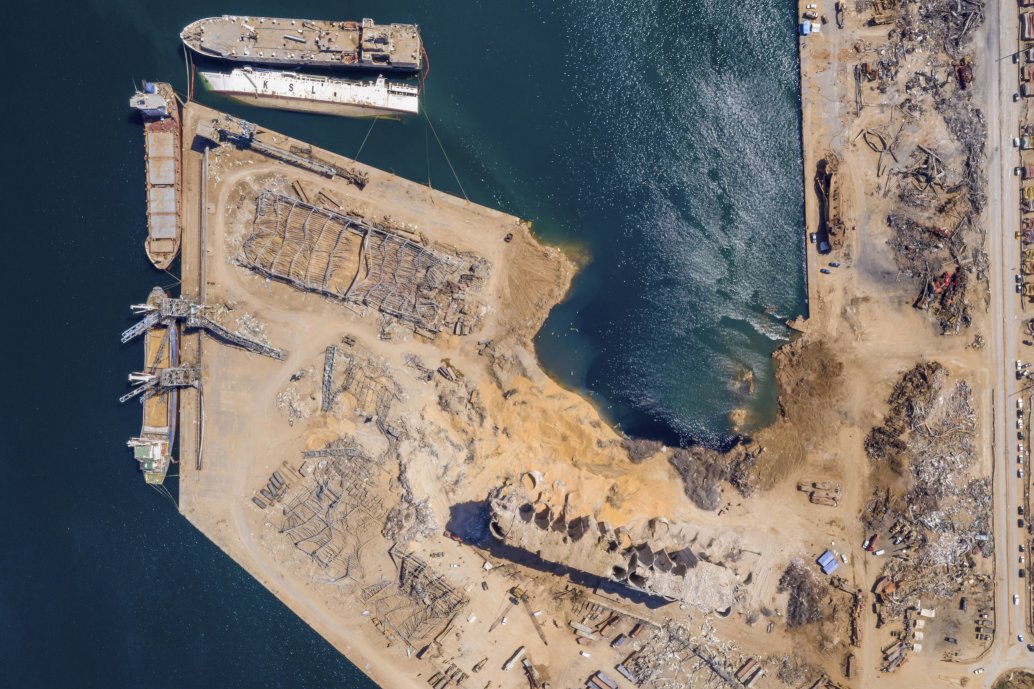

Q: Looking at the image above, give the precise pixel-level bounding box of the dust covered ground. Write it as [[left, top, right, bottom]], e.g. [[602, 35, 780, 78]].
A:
[[165, 0, 1003, 683]]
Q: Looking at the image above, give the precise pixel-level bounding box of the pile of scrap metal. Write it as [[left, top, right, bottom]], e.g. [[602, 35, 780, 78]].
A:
[[906, 146, 948, 193], [913, 269, 970, 333], [870, 0, 898, 26], [863, 364, 992, 622], [797, 479, 842, 506]]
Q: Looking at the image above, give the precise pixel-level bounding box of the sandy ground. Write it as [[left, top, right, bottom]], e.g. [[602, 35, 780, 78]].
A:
[[158, 3, 1007, 687], [172, 99, 873, 688]]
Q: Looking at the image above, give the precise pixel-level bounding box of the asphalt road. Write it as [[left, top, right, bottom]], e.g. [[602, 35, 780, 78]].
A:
[[980, 0, 1030, 679]]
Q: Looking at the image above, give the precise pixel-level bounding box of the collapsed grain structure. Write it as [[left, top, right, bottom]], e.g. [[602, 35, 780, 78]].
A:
[[488, 485, 738, 611], [240, 191, 490, 335], [276, 440, 384, 579]]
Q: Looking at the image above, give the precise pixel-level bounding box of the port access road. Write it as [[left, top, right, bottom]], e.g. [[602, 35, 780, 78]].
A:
[[979, 0, 1032, 681]]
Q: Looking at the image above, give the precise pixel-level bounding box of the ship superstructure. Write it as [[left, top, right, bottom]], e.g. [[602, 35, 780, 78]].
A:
[[181, 16, 422, 73], [129, 82, 182, 269], [200, 68, 419, 118]]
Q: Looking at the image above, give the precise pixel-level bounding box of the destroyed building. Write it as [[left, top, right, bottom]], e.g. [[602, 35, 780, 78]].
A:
[[487, 485, 738, 612], [240, 191, 491, 336]]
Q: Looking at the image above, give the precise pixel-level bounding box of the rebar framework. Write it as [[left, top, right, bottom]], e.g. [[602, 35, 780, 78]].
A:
[[277, 440, 383, 580], [241, 192, 487, 335]]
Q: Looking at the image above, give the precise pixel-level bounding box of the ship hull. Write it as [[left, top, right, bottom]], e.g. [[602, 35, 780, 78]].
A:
[[199, 69, 418, 119], [133, 287, 178, 485], [139, 83, 182, 270], [188, 50, 418, 74], [215, 91, 405, 118]]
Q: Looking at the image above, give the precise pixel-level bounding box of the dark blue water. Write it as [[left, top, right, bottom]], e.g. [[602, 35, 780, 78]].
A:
[[1, 1, 802, 686]]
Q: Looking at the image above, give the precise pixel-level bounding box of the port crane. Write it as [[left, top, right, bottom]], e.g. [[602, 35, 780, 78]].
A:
[[119, 366, 200, 403], [121, 291, 286, 360]]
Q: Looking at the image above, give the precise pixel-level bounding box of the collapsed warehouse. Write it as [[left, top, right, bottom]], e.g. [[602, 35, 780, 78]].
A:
[[862, 363, 991, 619], [853, 0, 988, 333], [272, 439, 386, 581], [240, 191, 491, 336], [487, 484, 739, 612]]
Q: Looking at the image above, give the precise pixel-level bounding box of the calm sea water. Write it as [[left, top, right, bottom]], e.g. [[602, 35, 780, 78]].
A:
[[0, 1, 802, 686]]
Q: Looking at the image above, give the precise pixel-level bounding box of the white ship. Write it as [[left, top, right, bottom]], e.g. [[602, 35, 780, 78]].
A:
[[199, 68, 419, 118]]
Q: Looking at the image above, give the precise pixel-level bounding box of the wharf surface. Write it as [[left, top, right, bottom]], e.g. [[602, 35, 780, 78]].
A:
[[172, 100, 534, 689]]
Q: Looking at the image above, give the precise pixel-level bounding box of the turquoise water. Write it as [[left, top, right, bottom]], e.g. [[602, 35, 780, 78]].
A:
[[0, 1, 803, 686]]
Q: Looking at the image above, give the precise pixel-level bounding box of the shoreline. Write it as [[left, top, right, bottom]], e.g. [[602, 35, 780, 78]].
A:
[[170, 95, 816, 687], [157, 4, 1011, 687]]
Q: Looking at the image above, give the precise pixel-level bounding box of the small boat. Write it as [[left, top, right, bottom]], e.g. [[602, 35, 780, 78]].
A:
[[129, 82, 182, 270], [199, 68, 419, 118]]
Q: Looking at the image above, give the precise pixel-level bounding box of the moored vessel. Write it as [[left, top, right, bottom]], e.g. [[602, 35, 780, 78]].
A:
[[199, 68, 419, 118], [126, 287, 179, 485], [129, 82, 182, 270], [181, 16, 422, 73]]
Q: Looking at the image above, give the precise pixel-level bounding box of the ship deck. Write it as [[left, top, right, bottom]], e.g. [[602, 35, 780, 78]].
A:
[[142, 83, 181, 266], [141, 324, 172, 433], [182, 17, 421, 70], [204, 18, 358, 60]]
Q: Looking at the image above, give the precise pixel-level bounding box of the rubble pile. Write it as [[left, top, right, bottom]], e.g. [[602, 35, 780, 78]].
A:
[[624, 438, 665, 464], [668, 443, 762, 511], [619, 621, 751, 689], [382, 459, 438, 543], [864, 361, 945, 469], [864, 0, 987, 332], [863, 364, 990, 618], [775, 653, 815, 686], [778, 559, 831, 628]]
